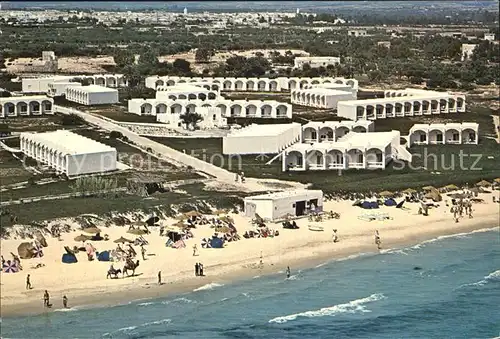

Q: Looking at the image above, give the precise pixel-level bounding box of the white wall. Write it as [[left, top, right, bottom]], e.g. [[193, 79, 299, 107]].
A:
[[22, 78, 56, 93], [88, 91, 119, 105], [337, 103, 357, 120], [66, 151, 117, 176]]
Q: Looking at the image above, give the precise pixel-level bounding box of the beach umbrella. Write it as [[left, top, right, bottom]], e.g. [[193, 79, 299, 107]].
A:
[[215, 225, 231, 234], [219, 215, 234, 224], [425, 191, 442, 202], [3, 261, 19, 273], [127, 228, 147, 236], [402, 188, 417, 194], [476, 180, 491, 187], [35, 232, 48, 247], [17, 242, 36, 259], [74, 234, 91, 242], [184, 210, 202, 217], [379, 191, 394, 197], [33, 246, 44, 258], [83, 226, 101, 234], [445, 184, 459, 190], [114, 236, 133, 244], [422, 186, 436, 191]]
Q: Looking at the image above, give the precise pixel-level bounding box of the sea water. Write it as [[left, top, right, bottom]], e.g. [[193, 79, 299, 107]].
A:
[[1, 227, 499, 339]]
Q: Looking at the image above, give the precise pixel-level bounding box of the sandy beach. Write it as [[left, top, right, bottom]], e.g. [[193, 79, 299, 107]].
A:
[[1, 191, 498, 317]]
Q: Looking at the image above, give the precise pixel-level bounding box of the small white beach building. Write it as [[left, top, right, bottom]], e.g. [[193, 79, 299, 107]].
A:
[[244, 190, 324, 221]]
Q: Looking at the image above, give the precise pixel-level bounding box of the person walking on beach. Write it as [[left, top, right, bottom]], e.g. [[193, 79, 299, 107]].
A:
[[375, 230, 382, 250], [26, 274, 32, 290], [193, 244, 198, 256], [158, 271, 162, 285], [199, 263, 204, 276], [195, 262, 199, 276], [141, 245, 146, 261], [43, 290, 50, 308], [62, 295, 68, 308], [286, 266, 291, 279], [332, 229, 339, 243]]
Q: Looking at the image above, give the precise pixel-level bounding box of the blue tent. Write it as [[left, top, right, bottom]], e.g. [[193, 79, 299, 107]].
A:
[[210, 237, 224, 249], [62, 253, 77, 264], [97, 251, 111, 262], [384, 198, 397, 206], [368, 201, 379, 209], [361, 201, 371, 209]]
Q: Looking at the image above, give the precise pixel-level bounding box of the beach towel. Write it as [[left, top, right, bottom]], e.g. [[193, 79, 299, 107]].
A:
[[172, 240, 186, 249]]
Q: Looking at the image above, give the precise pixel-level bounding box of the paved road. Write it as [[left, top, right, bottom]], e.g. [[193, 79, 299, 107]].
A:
[[54, 105, 307, 192]]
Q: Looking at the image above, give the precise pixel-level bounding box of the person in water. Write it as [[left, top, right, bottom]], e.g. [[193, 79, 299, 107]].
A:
[[375, 230, 382, 250], [286, 266, 291, 279], [62, 295, 68, 308]]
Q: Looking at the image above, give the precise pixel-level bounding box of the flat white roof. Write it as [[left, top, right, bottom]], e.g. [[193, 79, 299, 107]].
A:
[[21, 130, 116, 155], [410, 122, 479, 130], [0, 95, 53, 102], [338, 92, 462, 106], [158, 84, 212, 92], [227, 123, 300, 137], [303, 120, 373, 129], [245, 189, 323, 201], [290, 131, 398, 151], [294, 88, 352, 95], [68, 85, 118, 93]]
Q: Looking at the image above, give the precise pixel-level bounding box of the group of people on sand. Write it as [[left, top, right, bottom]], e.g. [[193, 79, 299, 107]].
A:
[[449, 201, 474, 222], [195, 262, 205, 277], [235, 171, 246, 183], [41, 290, 68, 309]]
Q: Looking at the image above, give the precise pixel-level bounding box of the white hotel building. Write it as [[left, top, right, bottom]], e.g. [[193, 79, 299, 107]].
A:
[[128, 84, 292, 119], [22, 74, 126, 96], [337, 89, 466, 120], [408, 123, 479, 146], [19, 130, 117, 177], [282, 130, 405, 172], [65, 85, 119, 106], [146, 76, 358, 92], [0, 96, 54, 118]]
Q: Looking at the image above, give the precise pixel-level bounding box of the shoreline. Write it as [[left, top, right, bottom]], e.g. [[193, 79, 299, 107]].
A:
[[2, 214, 498, 318]]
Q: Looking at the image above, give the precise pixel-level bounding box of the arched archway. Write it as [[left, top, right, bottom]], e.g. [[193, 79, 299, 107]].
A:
[[216, 104, 227, 116], [366, 147, 383, 168], [289, 80, 297, 90], [178, 94, 187, 100], [347, 148, 364, 167], [185, 104, 196, 113], [303, 127, 318, 142], [325, 149, 344, 169], [170, 103, 183, 114], [306, 150, 325, 169], [246, 81, 255, 91], [107, 77, 117, 87], [276, 105, 288, 118], [260, 104, 272, 118], [140, 103, 153, 115], [4, 102, 15, 116], [41, 100, 52, 114], [285, 151, 304, 169], [462, 128, 476, 143], [229, 104, 242, 117], [208, 92, 217, 100], [166, 80, 175, 86], [16, 102, 28, 115], [268, 80, 278, 91], [29, 101, 40, 114], [445, 128, 460, 143], [223, 80, 232, 90], [257, 80, 266, 91], [188, 93, 197, 100], [429, 129, 444, 144], [319, 127, 334, 142], [198, 93, 207, 101], [356, 106, 365, 119], [352, 126, 367, 133], [95, 77, 105, 86], [245, 104, 257, 117], [346, 80, 355, 87], [156, 103, 167, 114], [234, 80, 244, 90], [336, 126, 350, 140]]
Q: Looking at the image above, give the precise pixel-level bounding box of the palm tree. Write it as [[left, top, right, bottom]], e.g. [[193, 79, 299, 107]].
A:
[[179, 111, 203, 130]]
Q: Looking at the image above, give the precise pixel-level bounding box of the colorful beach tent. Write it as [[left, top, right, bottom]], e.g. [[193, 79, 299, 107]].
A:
[[62, 253, 78, 264], [210, 236, 224, 249], [361, 201, 379, 209], [384, 198, 397, 206], [97, 251, 111, 262]]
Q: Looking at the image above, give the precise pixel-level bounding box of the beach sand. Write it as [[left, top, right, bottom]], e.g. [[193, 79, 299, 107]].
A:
[[1, 191, 498, 317]]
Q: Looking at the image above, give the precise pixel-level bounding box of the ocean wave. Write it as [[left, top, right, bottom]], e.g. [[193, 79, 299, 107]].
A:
[[380, 248, 409, 255], [103, 319, 171, 337], [315, 262, 328, 268], [161, 297, 196, 305], [138, 301, 155, 307], [460, 270, 500, 288], [336, 253, 371, 262], [268, 293, 386, 324], [253, 275, 261, 279], [54, 307, 78, 312], [411, 227, 499, 250], [193, 283, 224, 292], [286, 275, 299, 281]]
